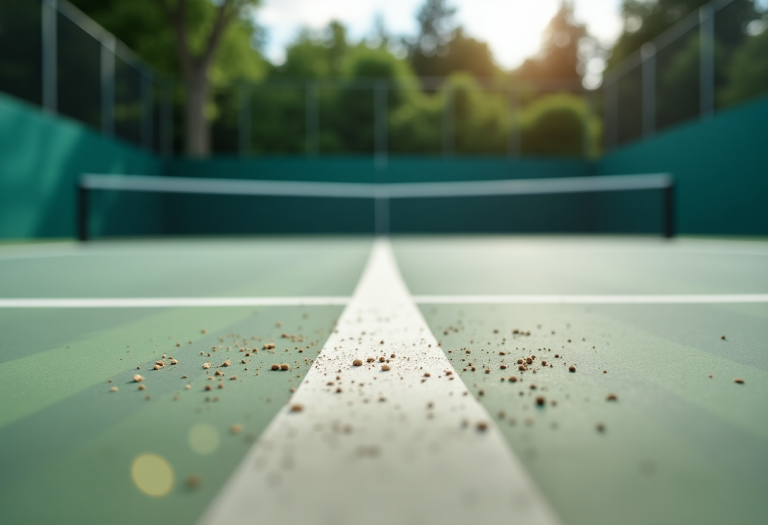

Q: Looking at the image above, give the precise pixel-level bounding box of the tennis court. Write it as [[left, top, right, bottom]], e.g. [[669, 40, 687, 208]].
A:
[[1, 235, 766, 525]]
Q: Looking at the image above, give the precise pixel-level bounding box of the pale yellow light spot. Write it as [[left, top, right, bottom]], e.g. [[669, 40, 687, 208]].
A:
[[188, 423, 220, 455], [131, 453, 174, 497]]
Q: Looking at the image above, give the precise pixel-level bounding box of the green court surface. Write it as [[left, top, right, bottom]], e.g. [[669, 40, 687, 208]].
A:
[[0, 236, 766, 525]]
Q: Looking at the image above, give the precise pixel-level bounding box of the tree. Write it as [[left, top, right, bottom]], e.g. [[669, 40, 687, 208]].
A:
[[405, 0, 497, 79], [516, 1, 588, 83], [153, 0, 260, 156], [70, 0, 266, 155], [408, 0, 456, 76]]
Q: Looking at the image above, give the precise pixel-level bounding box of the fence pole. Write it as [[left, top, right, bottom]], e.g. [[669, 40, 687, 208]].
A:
[[141, 72, 153, 150], [238, 83, 251, 156], [641, 43, 656, 138], [582, 86, 592, 158], [699, 4, 715, 118], [100, 34, 115, 135], [442, 86, 454, 157], [306, 82, 318, 156], [41, 0, 58, 114], [374, 82, 388, 169], [605, 78, 618, 150], [507, 86, 520, 158], [161, 82, 173, 156]]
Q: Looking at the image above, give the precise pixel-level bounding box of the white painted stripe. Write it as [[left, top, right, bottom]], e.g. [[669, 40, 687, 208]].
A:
[[0, 251, 83, 261], [2, 294, 767, 309], [197, 239, 561, 525], [414, 294, 768, 304], [0, 297, 350, 308]]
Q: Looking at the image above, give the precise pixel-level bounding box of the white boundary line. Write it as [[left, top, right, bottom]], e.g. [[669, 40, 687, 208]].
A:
[[1, 294, 767, 308], [0, 297, 350, 308], [414, 294, 768, 304], [197, 239, 562, 525]]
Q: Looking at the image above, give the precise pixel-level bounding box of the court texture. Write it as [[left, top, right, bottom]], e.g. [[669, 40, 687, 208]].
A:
[[0, 235, 766, 525]]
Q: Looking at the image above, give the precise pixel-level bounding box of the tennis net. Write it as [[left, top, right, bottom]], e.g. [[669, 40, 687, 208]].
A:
[[78, 173, 675, 240]]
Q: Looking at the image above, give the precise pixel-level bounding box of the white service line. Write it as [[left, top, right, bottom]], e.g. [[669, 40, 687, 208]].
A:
[[197, 239, 561, 525], [0, 297, 350, 308], [2, 294, 768, 309], [414, 294, 768, 304]]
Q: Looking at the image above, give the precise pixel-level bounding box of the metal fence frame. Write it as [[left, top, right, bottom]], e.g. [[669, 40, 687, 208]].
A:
[[40, 0, 173, 155], [602, 0, 743, 150], [23, 0, 768, 157], [230, 77, 590, 160]]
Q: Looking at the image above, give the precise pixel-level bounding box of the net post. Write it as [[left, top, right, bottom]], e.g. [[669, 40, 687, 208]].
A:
[[78, 181, 89, 242], [663, 179, 675, 239]]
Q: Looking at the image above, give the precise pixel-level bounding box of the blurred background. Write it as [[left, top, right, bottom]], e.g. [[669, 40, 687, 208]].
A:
[[0, 0, 767, 237]]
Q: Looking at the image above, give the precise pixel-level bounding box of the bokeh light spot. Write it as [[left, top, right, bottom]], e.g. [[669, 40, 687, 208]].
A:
[[131, 453, 174, 497], [188, 423, 220, 455]]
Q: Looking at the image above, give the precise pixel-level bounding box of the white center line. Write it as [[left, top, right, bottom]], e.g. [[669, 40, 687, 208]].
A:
[[197, 239, 561, 525]]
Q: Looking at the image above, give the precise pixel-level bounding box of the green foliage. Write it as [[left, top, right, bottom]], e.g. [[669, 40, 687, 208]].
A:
[[519, 93, 601, 158], [54, 1, 601, 157]]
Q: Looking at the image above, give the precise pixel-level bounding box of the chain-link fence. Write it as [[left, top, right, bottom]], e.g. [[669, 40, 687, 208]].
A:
[[0, 0, 173, 154], [5, 0, 761, 158], [603, 0, 768, 150], [0, 1, 597, 159], [209, 78, 598, 159]]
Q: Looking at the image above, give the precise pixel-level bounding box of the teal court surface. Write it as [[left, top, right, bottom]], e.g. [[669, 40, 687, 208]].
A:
[[0, 236, 767, 525]]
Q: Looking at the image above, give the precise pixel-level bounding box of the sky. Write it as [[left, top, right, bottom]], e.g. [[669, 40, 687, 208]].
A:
[[258, 0, 625, 84]]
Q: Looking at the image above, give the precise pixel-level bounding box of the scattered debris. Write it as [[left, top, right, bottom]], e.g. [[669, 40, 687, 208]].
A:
[[186, 474, 202, 489]]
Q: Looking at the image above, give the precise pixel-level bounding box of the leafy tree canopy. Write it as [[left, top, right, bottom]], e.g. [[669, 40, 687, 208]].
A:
[[69, 0, 268, 85], [515, 1, 589, 82]]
